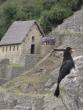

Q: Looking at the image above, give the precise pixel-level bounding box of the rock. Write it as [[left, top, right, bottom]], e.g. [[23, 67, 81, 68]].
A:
[[45, 78, 55, 88], [20, 84, 30, 93], [60, 56, 83, 110], [6, 96, 17, 108], [43, 95, 66, 110]]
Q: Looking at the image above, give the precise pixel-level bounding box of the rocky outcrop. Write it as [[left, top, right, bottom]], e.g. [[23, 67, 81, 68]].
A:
[[59, 56, 83, 110]]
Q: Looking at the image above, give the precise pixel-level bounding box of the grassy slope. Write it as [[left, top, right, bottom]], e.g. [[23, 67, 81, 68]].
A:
[[2, 55, 61, 95]]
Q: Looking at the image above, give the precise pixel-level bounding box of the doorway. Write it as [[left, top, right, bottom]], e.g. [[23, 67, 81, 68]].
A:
[[31, 44, 35, 54]]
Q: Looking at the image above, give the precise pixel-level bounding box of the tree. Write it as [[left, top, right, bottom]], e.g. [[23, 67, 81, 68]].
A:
[[3, 4, 17, 21]]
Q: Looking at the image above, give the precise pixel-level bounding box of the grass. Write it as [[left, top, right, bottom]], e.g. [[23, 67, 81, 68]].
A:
[[10, 89, 52, 97], [2, 54, 61, 95], [3, 72, 50, 94], [0, 86, 7, 92], [8, 63, 24, 68], [3, 72, 51, 89], [2, 74, 51, 96]]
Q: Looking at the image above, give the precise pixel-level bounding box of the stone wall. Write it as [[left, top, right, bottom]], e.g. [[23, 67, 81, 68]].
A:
[[0, 53, 42, 80], [0, 59, 9, 77], [41, 45, 54, 56], [24, 54, 41, 70], [6, 65, 25, 79], [7, 54, 41, 79], [0, 59, 25, 80], [0, 59, 9, 84], [0, 45, 22, 64]]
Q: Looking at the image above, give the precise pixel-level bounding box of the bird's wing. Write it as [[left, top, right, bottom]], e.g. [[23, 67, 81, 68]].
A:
[[59, 61, 67, 72], [59, 60, 74, 76], [58, 60, 75, 83]]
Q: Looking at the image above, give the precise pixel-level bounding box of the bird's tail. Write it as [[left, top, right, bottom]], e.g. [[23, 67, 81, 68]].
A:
[[54, 83, 60, 97]]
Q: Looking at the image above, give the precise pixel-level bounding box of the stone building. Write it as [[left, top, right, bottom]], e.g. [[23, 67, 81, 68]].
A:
[[0, 20, 44, 64]]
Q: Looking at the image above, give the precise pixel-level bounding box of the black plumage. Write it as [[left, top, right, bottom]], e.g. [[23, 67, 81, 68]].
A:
[[54, 47, 75, 97]]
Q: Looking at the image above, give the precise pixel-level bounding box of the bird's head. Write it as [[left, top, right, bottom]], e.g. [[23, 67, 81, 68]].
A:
[[66, 47, 75, 54], [63, 47, 75, 61]]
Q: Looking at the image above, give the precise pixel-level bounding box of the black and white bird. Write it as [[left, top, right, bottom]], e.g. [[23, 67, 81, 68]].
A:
[[54, 47, 75, 97]]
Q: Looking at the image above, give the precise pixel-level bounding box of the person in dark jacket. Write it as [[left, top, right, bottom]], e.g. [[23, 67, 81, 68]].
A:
[[54, 47, 75, 97]]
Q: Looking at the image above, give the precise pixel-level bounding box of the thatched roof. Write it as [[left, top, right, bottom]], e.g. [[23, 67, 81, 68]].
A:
[[0, 20, 44, 46]]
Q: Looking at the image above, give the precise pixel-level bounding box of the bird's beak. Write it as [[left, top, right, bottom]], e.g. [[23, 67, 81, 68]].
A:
[[71, 48, 75, 52]]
